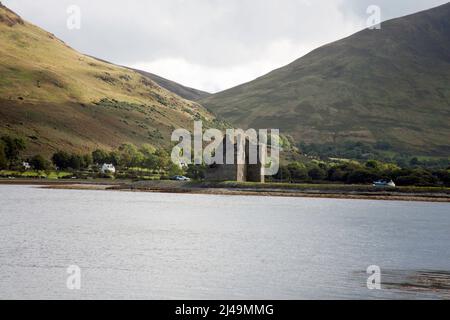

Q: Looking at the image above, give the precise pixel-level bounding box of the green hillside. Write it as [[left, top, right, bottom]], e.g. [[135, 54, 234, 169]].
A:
[[0, 3, 214, 156], [87, 56, 211, 101], [201, 3, 450, 157], [131, 68, 210, 101]]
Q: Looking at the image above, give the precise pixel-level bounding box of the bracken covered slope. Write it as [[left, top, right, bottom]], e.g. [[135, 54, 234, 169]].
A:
[[0, 3, 214, 156]]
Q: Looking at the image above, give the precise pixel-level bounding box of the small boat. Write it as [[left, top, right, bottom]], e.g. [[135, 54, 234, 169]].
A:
[[373, 180, 396, 188]]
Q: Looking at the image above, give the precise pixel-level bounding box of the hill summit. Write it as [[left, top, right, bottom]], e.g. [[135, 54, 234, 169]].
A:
[[201, 3, 450, 157]]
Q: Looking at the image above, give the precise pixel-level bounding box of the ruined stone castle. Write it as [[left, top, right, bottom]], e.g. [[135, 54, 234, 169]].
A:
[[204, 135, 265, 183]]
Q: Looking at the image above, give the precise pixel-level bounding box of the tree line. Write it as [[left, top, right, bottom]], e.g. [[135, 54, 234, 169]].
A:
[[1, 134, 449, 186], [52, 144, 179, 173], [273, 160, 450, 187], [0, 135, 177, 173]]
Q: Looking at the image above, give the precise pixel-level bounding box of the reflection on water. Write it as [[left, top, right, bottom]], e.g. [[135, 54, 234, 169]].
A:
[[0, 185, 449, 299]]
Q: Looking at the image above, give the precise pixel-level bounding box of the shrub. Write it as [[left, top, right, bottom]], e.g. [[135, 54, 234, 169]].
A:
[[435, 170, 450, 186], [365, 160, 382, 170], [30, 154, 50, 170], [92, 149, 110, 164], [52, 151, 90, 170], [308, 166, 327, 180], [109, 151, 121, 166], [118, 143, 144, 167], [82, 154, 93, 168], [274, 166, 291, 182], [186, 165, 205, 180], [395, 172, 438, 186], [327, 167, 347, 182], [69, 154, 83, 171], [396, 175, 424, 186], [346, 169, 377, 184], [154, 149, 170, 171], [52, 151, 71, 169], [1, 135, 26, 164], [168, 163, 184, 177], [287, 162, 308, 181], [0, 142, 7, 169]]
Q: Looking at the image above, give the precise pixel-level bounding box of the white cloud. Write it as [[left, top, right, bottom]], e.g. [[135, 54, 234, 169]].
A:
[[3, 0, 448, 92], [132, 39, 333, 93]]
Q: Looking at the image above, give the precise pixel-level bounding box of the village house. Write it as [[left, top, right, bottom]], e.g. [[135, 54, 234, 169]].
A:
[[101, 163, 116, 174], [22, 162, 31, 170]]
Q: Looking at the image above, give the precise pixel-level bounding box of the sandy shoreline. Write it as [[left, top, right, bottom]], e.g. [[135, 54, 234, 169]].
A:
[[2, 179, 448, 203]]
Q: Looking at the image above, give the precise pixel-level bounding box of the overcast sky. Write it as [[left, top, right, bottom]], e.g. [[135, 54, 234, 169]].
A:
[[3, 0, 448, 92]]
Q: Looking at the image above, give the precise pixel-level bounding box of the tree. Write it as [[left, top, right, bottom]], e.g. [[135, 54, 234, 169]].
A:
[[186, 164, 206, 180], [30, 154, 50, 170], [118, 144, 144, 168], [1, 135, 26, 164], [435, 170, 450, 186], [140, 144, 159, 170], [168, 163, 184, 177], [82, 154, 93, 168], [52, 151, 86, 170], [142, 153, 159, 170], [92, 149, 110, 164], [0, 141, 7, 169], [308, 166, 326, 180], [346, 169, 376, 184], [287, 162, 308, 180], [274, 166, 291, 182], [68, 154, 83, 170], [365, 160, 382, 170], [327, 167, 347, 182], [395, 168, 438, 186], [154, 149, 170, 171], [109, 151, 121, 166], [140, 144, 156, 157], [52, 151, 71, 169]]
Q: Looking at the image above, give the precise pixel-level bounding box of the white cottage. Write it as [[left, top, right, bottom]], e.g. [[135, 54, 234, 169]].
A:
[[101, 163, 116, 174]]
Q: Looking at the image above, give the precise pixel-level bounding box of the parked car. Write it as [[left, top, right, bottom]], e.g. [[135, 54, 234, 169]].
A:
[[373, 180, 396, 188], [170, 175, 191, 181]]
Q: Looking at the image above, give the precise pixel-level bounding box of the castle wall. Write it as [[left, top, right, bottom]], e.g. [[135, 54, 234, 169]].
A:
[[204, 136, 265, 183]]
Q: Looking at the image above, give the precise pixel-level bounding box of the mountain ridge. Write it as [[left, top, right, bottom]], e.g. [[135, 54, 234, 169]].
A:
[[131, 68, 210, 101], [201, 3, 450, 157], [86, 55, 210, 101]]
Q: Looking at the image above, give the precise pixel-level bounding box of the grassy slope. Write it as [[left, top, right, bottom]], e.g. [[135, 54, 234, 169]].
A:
[[87, 56, 211, 101], [131, 68, 210, 101], [0, 4, 214, 156], [201, 3, 450, 156]]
